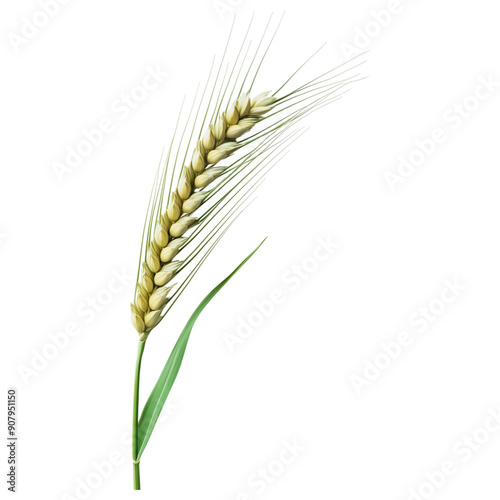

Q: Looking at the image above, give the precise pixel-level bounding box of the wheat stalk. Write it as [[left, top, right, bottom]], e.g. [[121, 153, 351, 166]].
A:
[[128, 15, 365, 489]]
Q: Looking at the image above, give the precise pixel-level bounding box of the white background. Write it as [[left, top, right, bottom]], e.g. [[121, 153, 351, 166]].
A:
[[2, 0, 500, 499]]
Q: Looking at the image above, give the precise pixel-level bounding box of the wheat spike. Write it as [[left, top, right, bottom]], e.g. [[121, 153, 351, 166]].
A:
[[130, 18, 365, 342], [131, 92, 277, 340]]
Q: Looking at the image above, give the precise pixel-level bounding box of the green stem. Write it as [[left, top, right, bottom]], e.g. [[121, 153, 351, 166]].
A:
[[133, 340, 146, 490], [133, 462, 141, 490]]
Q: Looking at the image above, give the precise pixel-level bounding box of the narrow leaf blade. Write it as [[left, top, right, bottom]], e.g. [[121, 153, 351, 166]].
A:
[[137, 239, 266, 457]]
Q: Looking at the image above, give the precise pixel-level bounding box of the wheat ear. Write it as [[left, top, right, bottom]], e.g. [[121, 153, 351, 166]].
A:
[[131, 91, 276, 340], [130, 63, 365, 340]]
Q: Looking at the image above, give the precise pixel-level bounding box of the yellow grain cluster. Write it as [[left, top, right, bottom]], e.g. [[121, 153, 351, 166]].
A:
[[131, 91, 276, 340]]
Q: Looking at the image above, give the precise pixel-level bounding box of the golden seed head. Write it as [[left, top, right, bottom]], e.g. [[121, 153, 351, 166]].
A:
[[202, 128, 216, 151], [140, 272, 154, 294], [135, 285, 149, 313], [213, 115, 227, 141], [252, 91, 277, 108], [142, 262, 154, 277], [154, 223, 169, 248], [238, 117, 259, 128], [192, 148, 206, 174], [144, 310, 161, 328], [151, 239, 162, 255], [178, 166, 195, 200], [218, 141, 238, 152], [226, 117, 259, 139], [194, 166, 227, 188], [167, 191, 182, 221], [133, 90, 283, 338], [141, 262, 155, 292], [149, 283, 175, 311], [154, 261, 182, 286], [226, 105, 239, 125], [131, 304, 145, 333], [207, 142, 237, 165], [149, 294, 167, 311], [197, 139, 207, 157], [251, 90, 269, 104], [226, 125, 244, 139], [206, 149, 224, 165], [169, 216, 197, 238], [249, 105, 273, 116], [160, 214, 171, 231], [182, 191, 207, 213], [236, 92, 251, 117], [160, 237, 187, 262], [147, 243, 161, 273]]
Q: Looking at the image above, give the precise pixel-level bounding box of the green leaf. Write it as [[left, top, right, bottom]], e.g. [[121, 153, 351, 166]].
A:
[[136, 238, 266, 458]]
